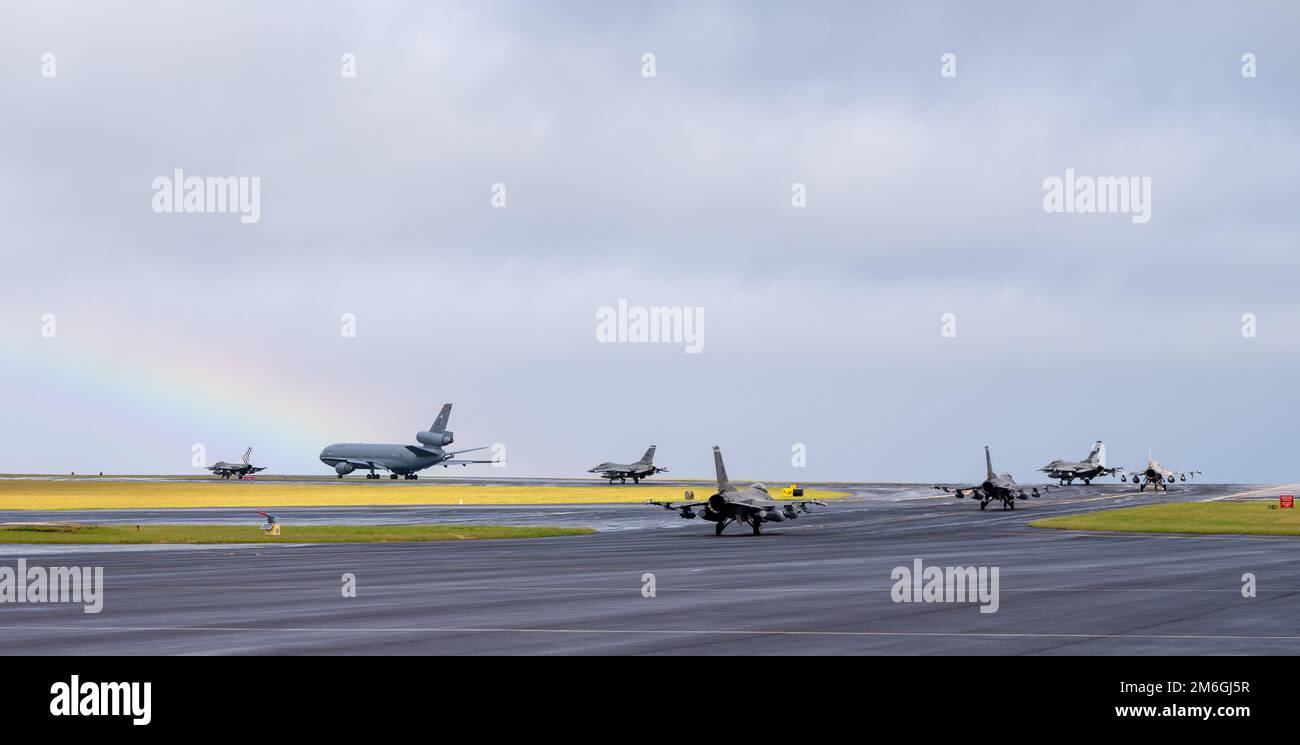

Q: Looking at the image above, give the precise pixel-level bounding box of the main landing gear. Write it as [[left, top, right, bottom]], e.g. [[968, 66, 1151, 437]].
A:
[[712, 517, 763, 535]]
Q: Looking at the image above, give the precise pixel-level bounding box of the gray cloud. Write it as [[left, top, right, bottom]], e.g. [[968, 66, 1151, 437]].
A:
[[1, 1, 1297, 481]]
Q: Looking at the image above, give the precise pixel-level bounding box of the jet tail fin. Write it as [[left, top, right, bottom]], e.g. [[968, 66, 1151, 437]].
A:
[[242, 447, 252, 465], [430, 404, 452, 432], [713, 446, 731, 491], [985, 446, 995, 480], [637, 445, 656, 465], [1088, 441, 1106, 466]]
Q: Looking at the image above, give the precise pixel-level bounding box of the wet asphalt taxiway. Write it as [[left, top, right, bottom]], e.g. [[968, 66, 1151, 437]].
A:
[[1, 480, 1297, 655]]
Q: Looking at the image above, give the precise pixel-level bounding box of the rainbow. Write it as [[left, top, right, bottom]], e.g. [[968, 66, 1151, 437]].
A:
[[1, 332, 363, 472]]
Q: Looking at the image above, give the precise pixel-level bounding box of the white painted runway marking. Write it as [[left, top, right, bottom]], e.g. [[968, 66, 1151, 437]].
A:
[[1202, 483, 1300, 502]]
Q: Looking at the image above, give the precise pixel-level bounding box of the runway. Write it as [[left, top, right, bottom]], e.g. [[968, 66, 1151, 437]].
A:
[[1, 481, 1297, 655]]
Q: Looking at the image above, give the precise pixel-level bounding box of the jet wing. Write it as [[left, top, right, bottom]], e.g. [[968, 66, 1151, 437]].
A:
[[935, 483, 1055, 499], [648, 500, 707, 519], [338, 458, 388, 471], [933, 484, 983, 496]]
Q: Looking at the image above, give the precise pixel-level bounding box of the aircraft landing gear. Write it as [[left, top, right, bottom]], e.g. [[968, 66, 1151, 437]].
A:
[[1008, 499, 1015, 510], [715, 519, 731, 536], [1083, 478, 1091, 485], [619, 477, 626, 484], [390, 473, 399, 479], [633, 476, 640, 484], [750, 518, 763, 535], [979, 499, 989, 510]]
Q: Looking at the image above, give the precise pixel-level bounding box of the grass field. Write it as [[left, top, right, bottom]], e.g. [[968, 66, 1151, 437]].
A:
[[1031, 501, 1300, 536], [0, 480, 851, 510], [0, 523, 594, 544]]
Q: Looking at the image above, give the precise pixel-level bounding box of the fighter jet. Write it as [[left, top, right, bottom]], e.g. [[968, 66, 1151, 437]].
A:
[[934, 446, 1056, 510], [588, 446, 667, 484], [1040, 440, 1120, 485], [1118, 448, 1201, 492], [208, 448, 266, 480], [648, 446, 825, 535], [319, 404, 495, 479]]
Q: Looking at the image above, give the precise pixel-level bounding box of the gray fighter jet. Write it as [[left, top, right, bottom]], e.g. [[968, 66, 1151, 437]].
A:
[[319, 404, 494, 479], [588, 446, 667, 484], [209, 448, 266, 480], [1118, 448, 1201, 492], [934, 446, 1056, 510], [1040, 440, 1120, 485], [649, 446, 825, 535]]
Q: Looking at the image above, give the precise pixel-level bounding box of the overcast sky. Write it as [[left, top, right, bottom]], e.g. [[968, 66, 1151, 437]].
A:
[[2, 1, 1298, 482]]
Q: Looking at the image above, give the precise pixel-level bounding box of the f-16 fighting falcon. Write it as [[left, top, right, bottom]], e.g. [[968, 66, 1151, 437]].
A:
[[1119, 448, 1202, 492], [588, 445, 667, 484], [935, 446, 1056, 510], [208, 448, 266, 479], [1039, 440, 1121, 485], [648, 446, 824, 535], [319, 404, 495, 479]]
